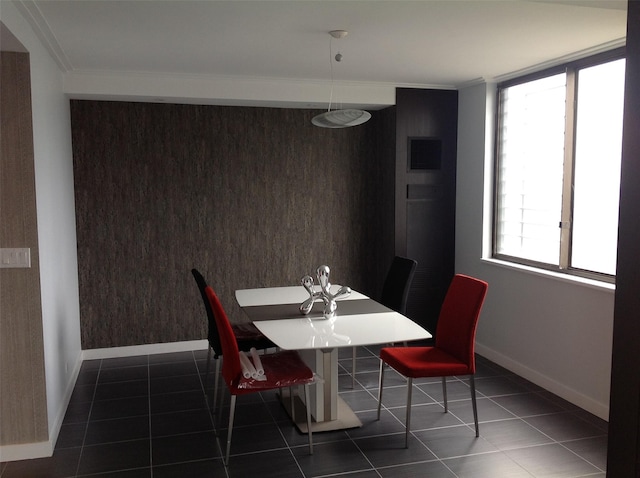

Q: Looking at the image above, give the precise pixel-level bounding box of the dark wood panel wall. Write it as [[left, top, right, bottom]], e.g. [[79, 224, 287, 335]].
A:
[[71, 101, 395, 349], [394, 88, 458, 335], [0, 52, 48, 445], [607, 0, 640, 475]]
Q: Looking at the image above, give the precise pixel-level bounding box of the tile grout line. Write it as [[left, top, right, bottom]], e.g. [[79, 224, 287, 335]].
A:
[[346, 356, 533, 478], [517, 416, 608, 474], [147, 354, 153, 478], [265, 389, 308, 478], [12, 350, 608, 478], [74, 359, 103, 478], [461, 383, 605, 476], [193, 350, 229, 476], [345, 360, 459, 478], [348, 350, 608, 475]]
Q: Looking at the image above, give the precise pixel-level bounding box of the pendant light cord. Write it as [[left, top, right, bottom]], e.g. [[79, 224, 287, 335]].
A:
[[311, 30, 371, 128], [328, 35, 334, 113]]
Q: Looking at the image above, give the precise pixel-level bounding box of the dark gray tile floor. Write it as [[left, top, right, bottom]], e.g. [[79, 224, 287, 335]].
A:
[[1, 346, 608, 477]]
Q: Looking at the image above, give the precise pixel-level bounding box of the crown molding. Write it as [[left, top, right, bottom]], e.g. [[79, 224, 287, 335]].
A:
[[492, 37, 626, 83], [63, 69, 456, 109], [14, 0, 72, 71]]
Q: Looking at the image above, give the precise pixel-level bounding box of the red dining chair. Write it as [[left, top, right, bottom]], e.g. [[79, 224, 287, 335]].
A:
[[376, 274, 488, 447], [192, 268, 275, 412], [204, 286, 315, 465]]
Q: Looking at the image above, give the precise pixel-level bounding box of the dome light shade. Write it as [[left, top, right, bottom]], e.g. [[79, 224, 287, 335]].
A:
[[312, 31, 371, 129], [311, 109, 371, 128]]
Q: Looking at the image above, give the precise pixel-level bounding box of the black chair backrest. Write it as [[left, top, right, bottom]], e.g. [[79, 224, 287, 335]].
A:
[[380, 256, 418, 315], [191, 268, 223, 357]]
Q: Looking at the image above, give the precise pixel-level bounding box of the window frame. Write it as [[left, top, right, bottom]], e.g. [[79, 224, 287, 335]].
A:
[[492, 47, 625, 284]]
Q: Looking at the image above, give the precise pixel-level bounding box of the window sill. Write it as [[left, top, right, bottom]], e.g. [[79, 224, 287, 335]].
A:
[[481, 257, 616, 293]]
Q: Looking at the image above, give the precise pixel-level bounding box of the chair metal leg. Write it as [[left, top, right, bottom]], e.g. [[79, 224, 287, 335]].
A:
[[212, 357, 221, 412], [377, 359, 385, 420], [304, 384, 313, 454], [405, 377, 413, 448], [290, 387, 295, 422], [442, 376, 448, 413], [470, 374, 479, 437], [204, 346, 213, 390], [217, 373, 226, 427], [352, 347, 357, 389], [224, 395, 237, 466]]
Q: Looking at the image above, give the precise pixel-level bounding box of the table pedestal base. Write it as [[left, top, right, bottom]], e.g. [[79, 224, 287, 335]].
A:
[[280, 389, 362, 433]]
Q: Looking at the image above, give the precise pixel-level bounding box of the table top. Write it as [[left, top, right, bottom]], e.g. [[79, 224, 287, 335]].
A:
[[235, 286, 432, 350]]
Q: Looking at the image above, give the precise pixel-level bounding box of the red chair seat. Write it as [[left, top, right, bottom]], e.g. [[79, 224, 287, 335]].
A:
[[233, 350, 315, 394], [380, 346, 473, 378]]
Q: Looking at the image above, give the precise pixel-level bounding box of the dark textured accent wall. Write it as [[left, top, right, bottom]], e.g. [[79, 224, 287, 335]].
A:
[[71, 101, 395, 349]]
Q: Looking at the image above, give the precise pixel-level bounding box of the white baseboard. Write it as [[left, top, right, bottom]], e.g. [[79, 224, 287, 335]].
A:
[[82, 340, 208, 360], [475, 343, 609, 421], [48, 350, 83, 452], [0, 350, 83, 463], [0, 441, 53, 462]]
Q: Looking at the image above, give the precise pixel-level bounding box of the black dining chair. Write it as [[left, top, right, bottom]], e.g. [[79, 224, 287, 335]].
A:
[[351, 256, 418, 388], [191, 268, 275, 412]]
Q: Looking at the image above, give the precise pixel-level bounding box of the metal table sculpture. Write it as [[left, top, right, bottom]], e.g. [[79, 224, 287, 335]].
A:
[[299, 265, 351, 319]]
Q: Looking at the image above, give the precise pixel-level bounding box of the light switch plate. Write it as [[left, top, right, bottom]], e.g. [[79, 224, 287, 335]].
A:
[[0, 248, 31, 268]]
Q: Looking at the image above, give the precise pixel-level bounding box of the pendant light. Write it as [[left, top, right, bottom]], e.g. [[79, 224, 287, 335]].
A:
[[311, 30, 371, 128]]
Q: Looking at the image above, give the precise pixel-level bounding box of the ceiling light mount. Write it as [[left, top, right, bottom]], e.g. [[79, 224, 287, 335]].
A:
[[312, 30, 371, 129], [329, 30, 348, 39]]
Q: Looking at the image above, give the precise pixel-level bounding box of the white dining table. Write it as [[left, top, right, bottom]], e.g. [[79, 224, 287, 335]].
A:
[[235, 285, 431, 432]]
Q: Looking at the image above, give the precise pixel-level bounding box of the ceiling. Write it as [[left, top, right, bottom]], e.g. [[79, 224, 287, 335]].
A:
[[8, 0, 628, 108]]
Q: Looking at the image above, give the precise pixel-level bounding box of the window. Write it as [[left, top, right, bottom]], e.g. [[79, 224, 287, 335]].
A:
[[494, 51, 625, 281]]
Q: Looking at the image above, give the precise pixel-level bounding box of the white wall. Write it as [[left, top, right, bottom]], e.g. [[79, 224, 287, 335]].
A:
[[1, 1, 82, 449], [455, 82, 614, 420]]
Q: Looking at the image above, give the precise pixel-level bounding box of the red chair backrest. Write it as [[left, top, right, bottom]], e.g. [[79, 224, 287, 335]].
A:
[[205, 286, 242, 388], [435, 274, 488, 371]]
